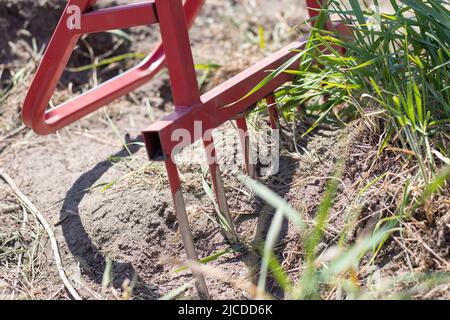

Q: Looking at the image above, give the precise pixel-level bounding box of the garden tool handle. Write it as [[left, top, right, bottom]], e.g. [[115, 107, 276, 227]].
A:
[[22, 0, 205, 135]]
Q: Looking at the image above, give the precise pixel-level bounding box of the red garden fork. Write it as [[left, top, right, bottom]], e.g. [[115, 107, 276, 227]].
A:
[[23, 0, 343, 299]]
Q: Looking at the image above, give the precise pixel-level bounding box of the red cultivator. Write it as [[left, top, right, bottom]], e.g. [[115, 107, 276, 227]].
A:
[[23, 0, 338, 298]]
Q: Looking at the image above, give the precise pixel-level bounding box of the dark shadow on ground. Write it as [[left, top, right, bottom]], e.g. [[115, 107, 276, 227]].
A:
[[58, 122, 319, 300], [59, 134, 159, 299]]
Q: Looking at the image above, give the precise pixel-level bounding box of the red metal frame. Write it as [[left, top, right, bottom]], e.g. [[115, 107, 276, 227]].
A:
[[22, 0, 205, 135], [22, 0, 326, 135], [141, 39, 304, 159], [23, 0, 335, 299]]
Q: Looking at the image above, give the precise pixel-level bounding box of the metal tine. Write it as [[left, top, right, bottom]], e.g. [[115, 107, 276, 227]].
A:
[[164, 158, 210, 299], [202, 136, 238, 243], [157, 0, 209, 298], [266, 93, 280, 130], [236, 116, 256, 179]]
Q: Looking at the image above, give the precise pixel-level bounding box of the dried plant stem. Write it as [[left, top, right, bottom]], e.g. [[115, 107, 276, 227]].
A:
[[0, 168, 82, 300]]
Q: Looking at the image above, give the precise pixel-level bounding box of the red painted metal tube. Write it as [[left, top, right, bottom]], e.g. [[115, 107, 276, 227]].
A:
[[156, 0, 201, 108], [307, 0, 326, 19], [142, 39, 306, 161], [23, 0, 330, 136], [266, 94, 280, 130], [81, 2, 159, 34], [236, 117, 256, 178], [22, 0, 205, 135]]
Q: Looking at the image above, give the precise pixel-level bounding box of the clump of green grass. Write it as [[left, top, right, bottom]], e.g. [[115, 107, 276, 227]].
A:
[[262, 0, 449, 178], [240, 161, 450, 300]]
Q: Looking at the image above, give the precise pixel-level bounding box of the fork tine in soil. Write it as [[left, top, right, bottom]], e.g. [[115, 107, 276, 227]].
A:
[[203, 136, 238, 243], [236, 116, 257, 179], [164, 158, 210, 299]]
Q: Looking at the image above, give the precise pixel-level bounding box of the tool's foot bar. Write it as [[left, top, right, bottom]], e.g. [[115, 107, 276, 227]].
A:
[[81, 2, 159, 34], [142, 39, 307, 160]]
